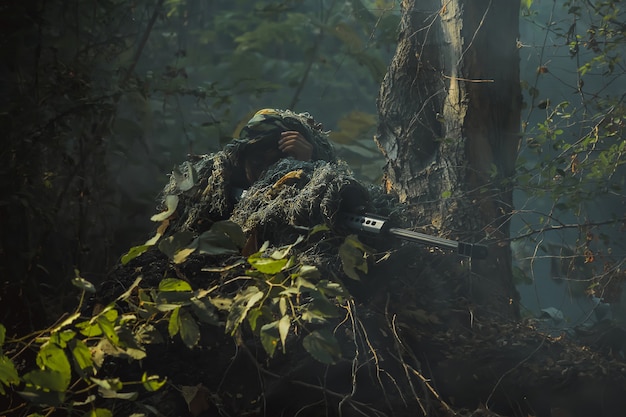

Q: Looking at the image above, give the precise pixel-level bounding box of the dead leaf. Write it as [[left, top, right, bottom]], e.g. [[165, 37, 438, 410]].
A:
[[267, 169, 304, 198]]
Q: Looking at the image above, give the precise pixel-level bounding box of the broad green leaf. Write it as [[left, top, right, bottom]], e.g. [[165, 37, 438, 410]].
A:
[[70, 339, 94, 377], [338, 235, 371, 280], [76, 320, 103, 337], [248, 256, 288, 274], [269, 235, 304, 260], [190, 297, 219, 325], [195, 228, 239, 256], [178, 308, 200, 349], [96, 316, 119, 346], [246, 308, 264, 331], [23, 369, 68, 392], [278, 315, 290, 352], [317, 280, 347, 298], [168, 307, 180, 337], [260, 321, 280, 357], [17, 385, 65, 406], [158, 230, 195, 260], [135, 323, 165, 345], [50, 329, 76, 348], [159, 278, 193, 292], [0, 323, 5, 346], [142, 372, 167, 392], [121, 245, 151, 265], [279, 296, 288, 316], [302, 329, 342, 364], [210, 220, 246, 248], [151, 195, 179, 222], [297, 265, 320, 280], [300, 291, 339, 323], [36, 343, 71, 389], [0, 355, 19, 395], [225, 286, 265, 334]]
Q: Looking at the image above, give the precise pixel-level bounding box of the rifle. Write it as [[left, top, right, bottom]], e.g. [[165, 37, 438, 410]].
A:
[[232, 187, 488, 259], [340, 212, 489, 259]]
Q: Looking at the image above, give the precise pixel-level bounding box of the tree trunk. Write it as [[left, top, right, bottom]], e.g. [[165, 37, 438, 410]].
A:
[[376, 0, 521, 319]]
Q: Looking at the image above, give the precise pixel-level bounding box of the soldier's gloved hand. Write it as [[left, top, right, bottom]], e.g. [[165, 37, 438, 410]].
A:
[[279, 131, 313, 161]]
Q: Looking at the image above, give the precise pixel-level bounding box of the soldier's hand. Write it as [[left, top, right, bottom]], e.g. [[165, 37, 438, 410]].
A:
[[279, 131, 313, 161]]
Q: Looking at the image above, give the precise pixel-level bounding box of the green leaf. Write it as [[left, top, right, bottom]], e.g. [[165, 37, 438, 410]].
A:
[[317, 280, 347, 298], [248, 256, 288, 274], [0, 323, 5, 347], [210, 220, 246, 248], [302, 328, 342, 364], [18, 385, 65, 406], [121, 245, 151, 265], [190, 297, 219, 325], [225, 286, 265, 334], [96, 316, 119, 346], [76, 320, 103, 337], [300, 291, 339, 323], [135, 323, 164, 345], [159, 278, 193, 292], [0, 355, 19, 395], [168, 307, 180, 337], [70, 339, 94, 377], [158, 230, 195, 260], [36, 343, 71, 390], [178, 308, 200, 349], [260, 321, 280, 357], [50, 329, 76, 348], [338, 235, 371, 280], [23, 369, 68, 392], [269, 235, 304, 259], [297, 265, 320, 280], [278, 315, 290, 352], [195, 228, 240, 256], [142, 372, 167, 392]]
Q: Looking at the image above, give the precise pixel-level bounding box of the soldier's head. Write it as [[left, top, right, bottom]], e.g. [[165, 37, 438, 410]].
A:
[[235, 109, 335, 184]]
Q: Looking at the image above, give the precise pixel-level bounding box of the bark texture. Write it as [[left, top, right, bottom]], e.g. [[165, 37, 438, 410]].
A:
[[376, 0, 522, 318]]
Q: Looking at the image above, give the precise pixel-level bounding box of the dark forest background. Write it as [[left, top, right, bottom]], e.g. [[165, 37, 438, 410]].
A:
[[1, 0, 625, 413]]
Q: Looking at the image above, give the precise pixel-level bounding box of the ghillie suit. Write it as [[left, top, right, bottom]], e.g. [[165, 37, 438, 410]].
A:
[[156, 108, 342, 238]]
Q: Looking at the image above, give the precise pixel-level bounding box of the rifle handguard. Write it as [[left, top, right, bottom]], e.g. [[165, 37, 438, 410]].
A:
[[340, 212, 488, 259]]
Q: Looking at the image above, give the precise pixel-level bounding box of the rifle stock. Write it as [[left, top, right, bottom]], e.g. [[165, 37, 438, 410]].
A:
[[340, 212, 488, 259]]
